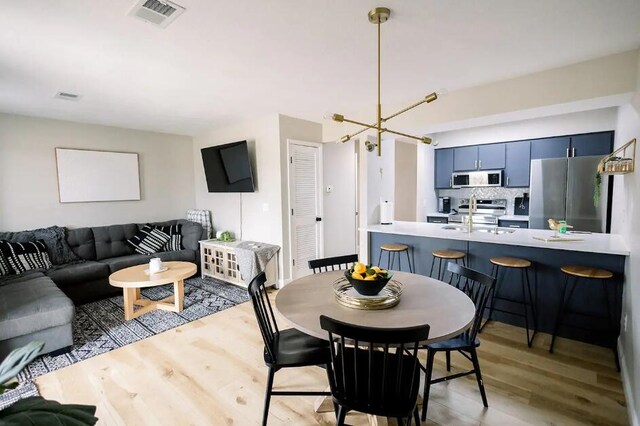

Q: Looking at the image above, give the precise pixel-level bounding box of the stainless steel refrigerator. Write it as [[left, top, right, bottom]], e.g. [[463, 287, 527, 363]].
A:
[[529, 156, 610, 232]]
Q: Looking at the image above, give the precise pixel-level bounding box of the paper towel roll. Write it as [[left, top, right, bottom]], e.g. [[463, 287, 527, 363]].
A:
[[380, 200, 394, 225]]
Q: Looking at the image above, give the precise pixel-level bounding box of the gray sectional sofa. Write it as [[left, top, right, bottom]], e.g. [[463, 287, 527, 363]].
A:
[[0, 219, 205, 358]]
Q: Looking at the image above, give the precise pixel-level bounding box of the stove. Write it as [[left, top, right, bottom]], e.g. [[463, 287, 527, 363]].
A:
[[449, 199, 507, 225]]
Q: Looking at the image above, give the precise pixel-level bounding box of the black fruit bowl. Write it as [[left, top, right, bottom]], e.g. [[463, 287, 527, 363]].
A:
[[344, 270, 393, 296]]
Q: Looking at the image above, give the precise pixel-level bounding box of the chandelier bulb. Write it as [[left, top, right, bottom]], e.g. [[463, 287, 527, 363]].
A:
[[436, 88, 449, 97]]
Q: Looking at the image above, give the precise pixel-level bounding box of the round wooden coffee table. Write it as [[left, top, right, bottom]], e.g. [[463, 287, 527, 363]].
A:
[[109, 261, 197, 320]]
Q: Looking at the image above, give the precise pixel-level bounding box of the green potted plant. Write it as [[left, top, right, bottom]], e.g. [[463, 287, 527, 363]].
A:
[[0, 342, 98, 425]]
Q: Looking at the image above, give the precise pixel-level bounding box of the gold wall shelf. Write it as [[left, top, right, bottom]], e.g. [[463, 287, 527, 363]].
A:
[[597, 138, 636, 175]]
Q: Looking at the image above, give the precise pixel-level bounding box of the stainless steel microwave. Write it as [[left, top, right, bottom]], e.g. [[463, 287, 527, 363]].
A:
[[451, 170, 503, 188]]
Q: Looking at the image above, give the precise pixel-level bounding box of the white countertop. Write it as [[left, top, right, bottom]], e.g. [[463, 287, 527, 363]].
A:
[[362, 221, 629, 256], [499, 215, 529, 221], [426, 212, 450, 217]]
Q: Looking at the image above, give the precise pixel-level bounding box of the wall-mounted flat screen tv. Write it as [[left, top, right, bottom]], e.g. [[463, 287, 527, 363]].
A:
[[201, 141, 255, 192]]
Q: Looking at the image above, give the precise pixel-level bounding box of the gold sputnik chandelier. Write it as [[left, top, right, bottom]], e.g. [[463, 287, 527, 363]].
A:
[[329, 7, 441, 156]]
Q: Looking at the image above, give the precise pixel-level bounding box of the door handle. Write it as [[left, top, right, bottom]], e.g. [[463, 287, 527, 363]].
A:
[[506, 176, 510, 186], [449, 177, 452, 188], [566, 147, 570, 158], [479, 160, 482, 169], [474, 160, 478, 169], [316, 217, 322, 222], [572, 147, 576, 157]]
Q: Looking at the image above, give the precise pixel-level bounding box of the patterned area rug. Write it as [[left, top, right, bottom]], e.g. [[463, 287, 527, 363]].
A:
[[8, 277, 248, 394]]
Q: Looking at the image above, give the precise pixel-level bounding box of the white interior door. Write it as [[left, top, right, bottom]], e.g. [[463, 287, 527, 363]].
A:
[[289, 141, 323, 279]]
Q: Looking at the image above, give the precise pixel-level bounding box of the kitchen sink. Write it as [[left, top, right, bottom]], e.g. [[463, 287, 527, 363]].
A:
[[442, 225, 516, 234]]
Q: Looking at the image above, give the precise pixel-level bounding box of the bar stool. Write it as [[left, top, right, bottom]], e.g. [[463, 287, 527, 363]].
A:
[[378, 243, 413, 273], [430, 250, 465, 282], [481, 256, 538, 347], [550, 265, 619, 370]]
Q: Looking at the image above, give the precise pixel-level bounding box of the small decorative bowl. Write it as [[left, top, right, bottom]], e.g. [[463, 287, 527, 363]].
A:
[[344, 270, 393, 296]]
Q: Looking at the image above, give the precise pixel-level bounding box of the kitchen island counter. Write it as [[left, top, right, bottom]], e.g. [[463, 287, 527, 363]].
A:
[[363, 221, 629, 256], [365, 221, 627, 349]]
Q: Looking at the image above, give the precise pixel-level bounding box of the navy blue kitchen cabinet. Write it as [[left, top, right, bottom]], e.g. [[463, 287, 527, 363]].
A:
[[571, 132, 613, 157], [453, 146, 478, 171], [530, 137, 570, 159], [434, 148, 454, 189], [478, 143, 506, 170], [505, 140, 531, 187]]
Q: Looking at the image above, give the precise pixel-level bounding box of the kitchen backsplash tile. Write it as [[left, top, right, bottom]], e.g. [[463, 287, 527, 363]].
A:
[[438, 187, 529, 215]]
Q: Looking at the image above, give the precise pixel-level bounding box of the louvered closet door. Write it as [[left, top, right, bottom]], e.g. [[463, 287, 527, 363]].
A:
[[290, 143, 322, 279]]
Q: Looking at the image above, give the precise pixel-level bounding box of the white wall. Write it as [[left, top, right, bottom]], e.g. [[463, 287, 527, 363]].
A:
[[394, 141, 417, 221], [322, 141, 356, 257], [612, 104, 640, 426], [193, 114, 323, 284], [193, 114, 282, 245], [324, 49, 639, 141], [366, 137, 395, 225], [0, 113, 194, 231], [431, 108, 618, 147]]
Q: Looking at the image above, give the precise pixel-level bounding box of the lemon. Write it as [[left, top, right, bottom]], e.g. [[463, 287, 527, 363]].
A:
[[351, 271, 365, 280], [353, 262, 366, 274], [364, 274, 377, 281], [371, 266, 382, 273]]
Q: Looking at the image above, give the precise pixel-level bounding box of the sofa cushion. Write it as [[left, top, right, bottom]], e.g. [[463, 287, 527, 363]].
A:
[[66, 227, 96, 261], [177, 220, 204, 251], [156, 249, 196, 263], [0, 227, 79, 265], [92, 224, 138, 260], [127, 224, 170, 255], [0, 275, 74, 341], [0, 271, 46, 287], [45, 261, 110, 287], [0, 240, 53, 276], [101, 254, 151, 273]]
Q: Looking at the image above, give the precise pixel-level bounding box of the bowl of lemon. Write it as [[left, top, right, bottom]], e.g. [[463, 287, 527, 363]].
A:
[[345, 262, 393, 296]]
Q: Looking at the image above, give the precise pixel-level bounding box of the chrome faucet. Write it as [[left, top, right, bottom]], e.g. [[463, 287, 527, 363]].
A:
[[467, 194, 478, 233]]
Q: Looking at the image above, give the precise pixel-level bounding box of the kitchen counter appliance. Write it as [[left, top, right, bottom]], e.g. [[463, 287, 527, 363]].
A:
[[449, 199, 507, 225]]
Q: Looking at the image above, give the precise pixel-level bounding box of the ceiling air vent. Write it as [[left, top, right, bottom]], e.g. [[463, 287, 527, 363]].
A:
[[128, 0, 185, 28], [54, 92, 81, 101]]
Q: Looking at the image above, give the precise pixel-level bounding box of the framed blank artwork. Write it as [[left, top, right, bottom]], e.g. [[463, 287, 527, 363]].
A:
[[55, 148, 141, 203]]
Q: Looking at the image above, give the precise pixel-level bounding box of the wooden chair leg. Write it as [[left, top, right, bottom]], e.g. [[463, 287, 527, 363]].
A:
[[470, 347, 488, 407], [421, 350, 436, 421], [262, 366, 275, 426]]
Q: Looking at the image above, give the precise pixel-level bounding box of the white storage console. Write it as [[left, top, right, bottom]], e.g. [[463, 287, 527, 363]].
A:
[[199, 240, 278, 288]]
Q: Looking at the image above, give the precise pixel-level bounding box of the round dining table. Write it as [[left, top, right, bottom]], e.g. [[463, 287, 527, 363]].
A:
[[275, 270, 476, 344]]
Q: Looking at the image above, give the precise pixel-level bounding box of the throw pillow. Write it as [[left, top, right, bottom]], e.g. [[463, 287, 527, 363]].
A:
[[127, 224, 171, 255], [0, 240, 53, 275], [0, 227, 79, 265], [156, 224, 183, 252]]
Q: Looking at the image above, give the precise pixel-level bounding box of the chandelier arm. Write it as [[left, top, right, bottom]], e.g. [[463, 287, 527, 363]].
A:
[[383, 93, 437, 122], [340, 126, 371, 143], [380, 128, 430, 143]]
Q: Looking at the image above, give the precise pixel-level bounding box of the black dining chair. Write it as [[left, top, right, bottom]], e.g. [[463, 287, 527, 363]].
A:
[[308, 254, 359, 274], [320, 315, 430, 425], [421, 262, 495, 421], [247, 272, 331, 425]]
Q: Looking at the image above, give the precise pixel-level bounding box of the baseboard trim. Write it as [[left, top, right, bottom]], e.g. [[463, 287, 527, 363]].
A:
[[618, 338, 639, 426]]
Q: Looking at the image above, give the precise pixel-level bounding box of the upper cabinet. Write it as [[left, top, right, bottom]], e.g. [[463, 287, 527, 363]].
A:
[[530, 137, 570, 159], [505, 140, 531, 187], [478, 143, 505, 170], [570, 132, 613, 157], [434, 148, 454, 189], [453, 144, 505, 171], [453, 146, 478, 171]]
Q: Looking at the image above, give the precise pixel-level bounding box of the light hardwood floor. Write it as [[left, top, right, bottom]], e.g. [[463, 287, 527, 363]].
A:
[[36, 290, 628, 425]]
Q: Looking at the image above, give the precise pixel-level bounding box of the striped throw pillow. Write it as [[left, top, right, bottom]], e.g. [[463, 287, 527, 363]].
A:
[[156, 224, 183, 252], [127, 224, 171, 255], [0, 240, 53, 275]]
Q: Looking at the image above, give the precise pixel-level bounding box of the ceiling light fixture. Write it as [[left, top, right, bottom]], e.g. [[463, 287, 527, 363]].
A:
[[327, 7, 443, 156]]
